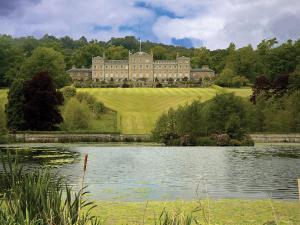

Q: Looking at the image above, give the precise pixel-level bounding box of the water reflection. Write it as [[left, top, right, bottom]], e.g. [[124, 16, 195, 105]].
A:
[[0, 144, 299, 201]]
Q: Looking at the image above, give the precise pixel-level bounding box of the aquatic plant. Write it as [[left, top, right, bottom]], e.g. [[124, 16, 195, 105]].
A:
[[0, 152, 101, 225]]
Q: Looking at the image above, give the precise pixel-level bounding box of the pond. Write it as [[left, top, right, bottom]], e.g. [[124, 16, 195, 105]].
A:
[[0, 144, 300, 201]]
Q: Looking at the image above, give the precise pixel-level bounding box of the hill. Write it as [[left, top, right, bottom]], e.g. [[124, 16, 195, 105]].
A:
[[78, 87, 251, 134], [0, 87, 251, 134]]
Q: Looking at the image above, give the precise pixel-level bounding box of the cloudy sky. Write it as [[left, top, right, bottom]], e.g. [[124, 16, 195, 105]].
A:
[[0, 0, 299, 49]]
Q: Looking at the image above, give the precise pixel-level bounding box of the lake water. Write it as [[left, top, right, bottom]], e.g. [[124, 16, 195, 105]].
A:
[[1, 144, 300, 201]]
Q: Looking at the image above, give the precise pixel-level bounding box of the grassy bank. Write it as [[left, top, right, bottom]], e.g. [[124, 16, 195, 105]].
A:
[[93, 199, 299, 225], [0, 89, 7, 106], [78, 87, 251, 134]]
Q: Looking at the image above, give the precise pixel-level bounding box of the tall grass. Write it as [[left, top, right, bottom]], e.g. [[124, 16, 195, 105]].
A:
[[0, 153, 100, 225]]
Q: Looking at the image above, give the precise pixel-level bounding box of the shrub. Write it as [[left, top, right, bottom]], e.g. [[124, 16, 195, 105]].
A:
[[62, 98, 92, 130], [75, 92, 106, 118], [229, 139, 242, 146], [92, 101, 105, 118], [124, 137, 134, 142], [240, 135, 255, 146], [61, 86, 77, 99], [156, 82, 163, 88], [194, 136, 217, 146], [211, 133, 231, 146], [0, 105, 8, 144], [122, 83, 130, 88], [76, 92, 96, 110]]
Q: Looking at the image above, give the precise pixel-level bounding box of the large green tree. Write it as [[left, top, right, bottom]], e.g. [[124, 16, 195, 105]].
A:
[[5, 79, 26, 130], [106, 46, 128, 60], [71, 43, 103, 67], [20, 47, 69, 88], [62, 97, 91, 130], [0, 35, 25, 87], [206, 93, 248, 138]]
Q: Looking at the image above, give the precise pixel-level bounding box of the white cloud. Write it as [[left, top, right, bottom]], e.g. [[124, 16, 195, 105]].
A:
[[0, 0, 300, 49], [151, 0, 300, 49], [0, 0, 154, 41]]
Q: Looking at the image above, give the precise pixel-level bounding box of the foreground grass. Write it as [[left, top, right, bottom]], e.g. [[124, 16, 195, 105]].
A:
[[78, 87, 252, 134], [93, 199, 299, 225]]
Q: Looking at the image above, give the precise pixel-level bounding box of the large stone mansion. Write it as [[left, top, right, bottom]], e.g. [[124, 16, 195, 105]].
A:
[[67, 51, 215, 83]]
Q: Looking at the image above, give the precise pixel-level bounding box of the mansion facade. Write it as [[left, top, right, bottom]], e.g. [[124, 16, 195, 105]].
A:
[[67, 51, 215, 82]]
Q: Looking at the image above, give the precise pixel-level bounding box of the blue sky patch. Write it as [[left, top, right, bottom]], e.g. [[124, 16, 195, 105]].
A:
[[135, 1, 182, 19], [93, 25, 112, 32]]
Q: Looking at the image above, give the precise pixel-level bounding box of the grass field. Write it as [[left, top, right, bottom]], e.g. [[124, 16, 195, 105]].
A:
[[0, 89, 7, 107], [93, 199, 299, 225], [78, 87, 252, 134], [0, 87, 252, 134]]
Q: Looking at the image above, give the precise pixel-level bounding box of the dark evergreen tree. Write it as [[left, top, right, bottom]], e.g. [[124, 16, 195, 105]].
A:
[[23, 71, 64, 130]]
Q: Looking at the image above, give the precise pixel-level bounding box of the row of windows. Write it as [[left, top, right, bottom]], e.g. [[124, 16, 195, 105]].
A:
[[130, 58, 150, 63], [94, 65, 189, 70], [154, 65, 189, 69], [131, 65, 188, 69], [104, 74, 127, 78], [93, 73, 189, 78], [94, 65, 129, 69], [155, 73, 188, 78]]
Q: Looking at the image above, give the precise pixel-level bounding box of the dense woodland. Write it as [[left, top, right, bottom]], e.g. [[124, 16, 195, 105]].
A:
[[1, 34, 300, 87]]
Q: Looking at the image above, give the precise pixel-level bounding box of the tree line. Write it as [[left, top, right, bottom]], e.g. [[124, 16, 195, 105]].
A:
[[1, 34, 300, 87], [152, 71, 300, 146]]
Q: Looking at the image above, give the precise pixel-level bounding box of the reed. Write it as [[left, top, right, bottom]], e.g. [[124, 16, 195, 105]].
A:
[[0, 152, 101, 225]]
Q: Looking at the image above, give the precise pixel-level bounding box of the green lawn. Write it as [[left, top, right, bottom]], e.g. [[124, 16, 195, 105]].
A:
[[78, 87, 252, 134], [89, 109, 119, 133], [0, 89, 8, 107], [92, 199, 299, 225]]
